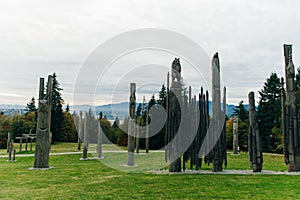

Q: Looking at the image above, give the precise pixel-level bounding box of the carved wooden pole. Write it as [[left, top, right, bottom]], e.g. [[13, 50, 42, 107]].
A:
[[6, 132, 10, 153], [135, 117, 140, 154], [127, 83, 136, 166], [77, 112, 82, 151], [233, 117, 239, 154], [248, 91, 263, 172], [8, 136, 13, 161], [211, 52, 224, 172], [165, 72, 170, 161], [168, 58, 182, 172], [222, 87, 227, 167], [82, 115, 88, 159], [97, 112, 103, 159], [283, 44, 300, 172], [34, 75, 53, 168], [145, 109, 149, 154], [281, 77, 288, 165]]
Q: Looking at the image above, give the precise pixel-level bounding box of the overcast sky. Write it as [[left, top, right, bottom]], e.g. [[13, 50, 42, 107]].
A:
[[0, 1, 300, 106]]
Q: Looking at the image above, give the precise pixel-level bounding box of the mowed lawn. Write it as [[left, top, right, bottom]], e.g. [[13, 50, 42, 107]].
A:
[[0, 143, 299, 199]]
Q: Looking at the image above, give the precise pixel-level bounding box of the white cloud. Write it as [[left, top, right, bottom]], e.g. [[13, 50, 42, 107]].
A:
[[0, 1, 299, 105]]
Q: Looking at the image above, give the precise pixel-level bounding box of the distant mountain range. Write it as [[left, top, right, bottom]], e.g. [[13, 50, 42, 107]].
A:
[[0, 102, 248, 119], [72, 102, 248, 120]]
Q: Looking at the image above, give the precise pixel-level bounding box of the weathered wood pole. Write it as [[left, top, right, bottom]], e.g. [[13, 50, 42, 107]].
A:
[[222, 87, 227, 167], [168, 58, 182, 172], [82, 115, 88, 159], [13, 149, 16, 161], [283, 44, 300, 172], [135, 117, 140, 154], [19, 138, 22, 153], [6, 132, 11, 153], [165, 72, 170, 162], [145, 109, 149, 154], [34, 75, 53, 168], [211, 52, 224, 172], [127, 83, 136, 166], [77, 112, 83, 151], [97, 112, 103, 159], [232, 117, 239, 154], [248, 91, 263, 172], [8, 137, 13, 161]]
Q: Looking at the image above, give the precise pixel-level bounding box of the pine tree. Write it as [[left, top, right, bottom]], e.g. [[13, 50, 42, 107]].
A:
[[25, 97, 37, 113], [257, 73, 282, 152], [157, 84, 167, 108], [47, 73, 64, 143], [232, 100, 248, 121]]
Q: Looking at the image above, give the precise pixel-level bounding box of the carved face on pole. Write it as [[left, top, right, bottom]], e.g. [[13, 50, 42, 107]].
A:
[[172, 58, 181, 83], [129, 83, 136, 119]]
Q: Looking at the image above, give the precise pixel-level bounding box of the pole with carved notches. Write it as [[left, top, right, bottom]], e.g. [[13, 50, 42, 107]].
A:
[[283, 44, 300, 172], [248, 91, 263, 172]]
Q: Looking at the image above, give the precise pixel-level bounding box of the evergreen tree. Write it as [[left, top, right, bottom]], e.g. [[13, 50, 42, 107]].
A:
[[25, 97, 37, 113], [136, 103, 142, 117], [148, 94, 156, 109], [232, 100, 248, 121], [47, 73, 64, 143], [257, 73, 282, 152], [295, 67, 300, 108], [157, 84, 167, 108]]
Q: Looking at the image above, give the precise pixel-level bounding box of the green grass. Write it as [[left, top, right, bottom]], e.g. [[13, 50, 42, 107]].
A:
[[0, 143, 299, 199]]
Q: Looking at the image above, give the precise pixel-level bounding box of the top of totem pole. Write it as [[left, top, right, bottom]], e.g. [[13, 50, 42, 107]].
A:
[[171, 58, 181, 86], [212, 52, 220, 70], [129, 83, 136, 119], [248, 91, 255, 109]]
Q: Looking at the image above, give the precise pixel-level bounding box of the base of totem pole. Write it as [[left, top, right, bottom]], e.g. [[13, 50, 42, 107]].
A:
[[79, 157, 96, 161], [120, 164, 138, 167], [28, 166, 55, 170], [288, 155, 300, 172]]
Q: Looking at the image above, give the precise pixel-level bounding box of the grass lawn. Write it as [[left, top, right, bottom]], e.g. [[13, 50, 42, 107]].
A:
[[0, 143, 299, 199]]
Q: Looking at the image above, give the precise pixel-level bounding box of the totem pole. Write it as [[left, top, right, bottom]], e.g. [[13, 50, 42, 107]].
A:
[[232, 117, 239, 154], [282, 44, 300, 172], [211, 53, 227, 172], [97, 112, 103, 159], [82, 115, 88, 160], [248, 91, 263, 172], [127, 83, 136, 166], [34, 75, 53, 168], [167, 58, 182, 172]]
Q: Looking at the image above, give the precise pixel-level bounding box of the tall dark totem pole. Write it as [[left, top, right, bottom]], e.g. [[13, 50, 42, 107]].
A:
[[282, 44, 300, 172], [166, 58, 182, 172], [205, 53, 227, 172]]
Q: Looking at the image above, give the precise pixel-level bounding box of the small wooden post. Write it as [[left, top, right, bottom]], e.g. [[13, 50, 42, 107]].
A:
[[97, 112, 103, 159], [83, 116, 88, 159], [6, 132, 10, 153]]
